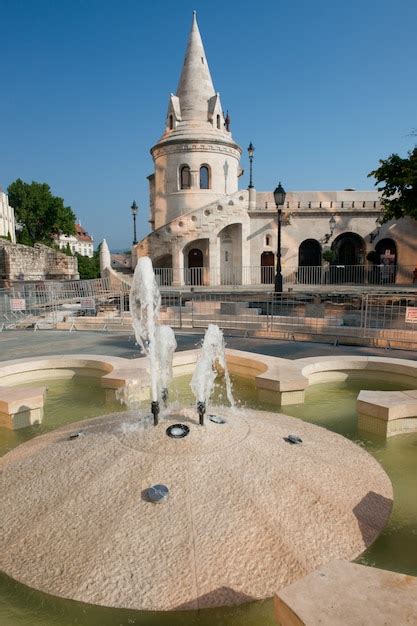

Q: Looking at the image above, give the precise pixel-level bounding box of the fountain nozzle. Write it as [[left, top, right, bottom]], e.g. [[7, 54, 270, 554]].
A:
[[197, 401, 206, 426], [151, 401, 160, 426], [161, 388, 169, 407]]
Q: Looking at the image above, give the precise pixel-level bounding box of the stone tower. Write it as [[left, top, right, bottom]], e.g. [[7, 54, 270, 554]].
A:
[[148, 11, 242, 230]]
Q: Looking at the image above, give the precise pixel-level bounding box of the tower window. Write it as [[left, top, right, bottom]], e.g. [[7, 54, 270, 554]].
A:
[[169, 114, 174, 130], [180, 165, 191, 189], [200, 165, 210, 189], [266, 235, 271, 246], [216, 114, 221, 129]]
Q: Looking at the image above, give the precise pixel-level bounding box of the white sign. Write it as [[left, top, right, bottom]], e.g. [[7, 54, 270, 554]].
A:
[[80, 297, 95, 310], [10, 298, 26, 311], [405, 307, 417, 323]]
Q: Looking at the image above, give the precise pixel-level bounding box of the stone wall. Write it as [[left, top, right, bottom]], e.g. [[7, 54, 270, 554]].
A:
[[0, 241, 79, 285]]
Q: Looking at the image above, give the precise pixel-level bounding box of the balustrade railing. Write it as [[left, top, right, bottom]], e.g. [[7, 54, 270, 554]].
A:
[[153, 264, 415, 288]]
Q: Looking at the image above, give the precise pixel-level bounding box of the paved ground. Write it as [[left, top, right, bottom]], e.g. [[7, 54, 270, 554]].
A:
[[1, 329, 416, 362]]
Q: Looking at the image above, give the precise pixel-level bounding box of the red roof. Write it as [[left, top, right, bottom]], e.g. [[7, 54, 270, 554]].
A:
[[75, 223, 93, 242]]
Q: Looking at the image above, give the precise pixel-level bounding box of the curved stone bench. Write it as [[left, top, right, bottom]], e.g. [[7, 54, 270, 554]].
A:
[[0, 386, 46, 430], [0, 356, 149, 427], [299, 356, 417, 387], [2, 352, 417, 429], [274, 559, 417, 626], [357, 389, 417, 437]]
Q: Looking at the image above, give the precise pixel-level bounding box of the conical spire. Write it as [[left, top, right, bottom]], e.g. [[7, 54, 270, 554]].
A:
[[176, 11, 216, 122]]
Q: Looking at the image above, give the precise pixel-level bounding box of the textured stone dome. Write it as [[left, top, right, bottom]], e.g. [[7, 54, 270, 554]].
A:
[[0, 407, 392, 611]]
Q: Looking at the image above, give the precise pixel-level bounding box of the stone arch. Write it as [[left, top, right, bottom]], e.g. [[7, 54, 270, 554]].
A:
[[261, 251, 275, 284], [199, 164, 210, 189], [298, 239, 322, 284], [331, 232, 366, 284], [183, 239, 209, 286], [218, 223, 242, 285], [298, 239, 322, 266], [153, 253, 172, 286], [375, 238, 397, 264], [375, 237, 397, 284], [180, 165, 191, 190], [332, 232, 365, 266]]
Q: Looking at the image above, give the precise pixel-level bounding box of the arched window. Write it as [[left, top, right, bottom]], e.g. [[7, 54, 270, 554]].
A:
[[216, 114, 221, 129], [265, 235, 271, 246], [180, 165, 191, 190], [200, 165, 210, 189], [169, 114, 174, 130]]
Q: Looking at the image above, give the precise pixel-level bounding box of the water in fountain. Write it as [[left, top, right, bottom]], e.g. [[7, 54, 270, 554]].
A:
[[127, 257, 177, 418], [190, 323, 234, 415], [129, 257, 161, 403]]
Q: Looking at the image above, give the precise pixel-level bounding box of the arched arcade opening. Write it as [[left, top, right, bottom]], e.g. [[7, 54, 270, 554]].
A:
[[298, 239, 322, 284]]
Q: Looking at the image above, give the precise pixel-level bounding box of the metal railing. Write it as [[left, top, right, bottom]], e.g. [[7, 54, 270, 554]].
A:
[[153, 264, 415, 288], [1, 277, 417, 348], [0, 278, 130, 330], [156, 291, 417, 346]]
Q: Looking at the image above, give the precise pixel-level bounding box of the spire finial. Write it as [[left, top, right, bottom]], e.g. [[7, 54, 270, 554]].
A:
[[176, 12, 216, 122]]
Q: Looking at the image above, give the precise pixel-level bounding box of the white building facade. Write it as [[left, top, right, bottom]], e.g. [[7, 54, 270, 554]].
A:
[[0, 189, 16, 243], [134, 13, 416, 287], [54, 223, 94, 257]]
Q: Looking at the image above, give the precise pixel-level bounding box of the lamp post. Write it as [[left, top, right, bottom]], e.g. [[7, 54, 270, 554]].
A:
[[248, 142, 255, 189], [273, 182, 286, 293], [131, 200, 138, 245], [324, 214, 336, 243]]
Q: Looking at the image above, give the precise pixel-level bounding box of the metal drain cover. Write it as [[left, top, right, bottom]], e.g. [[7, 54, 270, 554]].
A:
[[147, 484, 169, 503], [208, 414, 226, 424], [284, 434, 303, 444], [166, 424, 190, 438], [69, 432, 82, 440]]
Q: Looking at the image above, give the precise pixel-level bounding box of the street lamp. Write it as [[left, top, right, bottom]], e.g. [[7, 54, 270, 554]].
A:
[[323, 214, 337, 243], [247, 142, 255, 189], [273, 182, 286, 293], [131, 200, 138, 245]]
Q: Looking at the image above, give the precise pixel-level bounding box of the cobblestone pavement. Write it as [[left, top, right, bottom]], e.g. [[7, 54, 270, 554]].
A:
[[0, 329, 416, 362]]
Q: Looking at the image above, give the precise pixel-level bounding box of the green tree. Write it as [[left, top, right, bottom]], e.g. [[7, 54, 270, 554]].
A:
[[76, 249, 100, 280], [65, 242, 73, 256], [368, 146, 417, 221], [7, 179, 76, 245]]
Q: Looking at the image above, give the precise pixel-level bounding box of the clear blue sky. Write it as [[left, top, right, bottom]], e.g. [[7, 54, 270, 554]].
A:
[[1, 0, 416, 250]]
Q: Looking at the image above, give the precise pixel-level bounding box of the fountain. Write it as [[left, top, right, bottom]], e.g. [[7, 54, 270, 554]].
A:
[[130, 258, 234, 426], [191, 323, 234, 425], [0, 256, 395, 615], [129, 256, 177, 425]]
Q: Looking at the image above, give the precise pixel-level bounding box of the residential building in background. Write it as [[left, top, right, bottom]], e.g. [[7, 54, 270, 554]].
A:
[[54, 223, 94, 257]]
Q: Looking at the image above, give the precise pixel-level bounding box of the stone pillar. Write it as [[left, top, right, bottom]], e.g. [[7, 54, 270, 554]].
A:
[[172, 244, 184, 288], [209, 236, 220, 286]]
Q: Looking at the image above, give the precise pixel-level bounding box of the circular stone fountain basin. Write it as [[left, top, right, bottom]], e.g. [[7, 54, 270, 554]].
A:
[[0, 408, 392, 611]]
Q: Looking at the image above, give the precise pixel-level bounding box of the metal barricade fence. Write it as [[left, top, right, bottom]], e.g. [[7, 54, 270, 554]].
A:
[[1, 278, 417, 347]]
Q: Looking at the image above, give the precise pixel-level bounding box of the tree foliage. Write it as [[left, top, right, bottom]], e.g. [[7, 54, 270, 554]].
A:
[[368, 146, 417, 221], [7, 179, 76, 246], [76, 249, 100, 280]]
